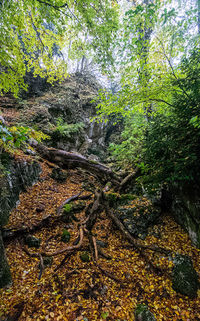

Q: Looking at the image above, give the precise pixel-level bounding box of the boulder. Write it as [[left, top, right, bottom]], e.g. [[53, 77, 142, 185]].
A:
[[18, 74, 108, 160], [172, 254, 199, 298], [42, 256, 53, 267], [25, 235, 41, 248], [134, 304, 156, 321], [115, 201, 161, 239]]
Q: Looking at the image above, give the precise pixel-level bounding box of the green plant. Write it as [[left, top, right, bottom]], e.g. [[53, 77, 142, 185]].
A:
[[142, 49, 200, 187], [63, 203, 72, 213], [109, 113, 146, 167], [54, 118, 85, 139], [0, 124, 49, 154], [61, 229, 70, 243]]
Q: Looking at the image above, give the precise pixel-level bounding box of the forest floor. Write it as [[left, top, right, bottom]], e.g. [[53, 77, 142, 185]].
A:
[[0, 158, 200, 321]]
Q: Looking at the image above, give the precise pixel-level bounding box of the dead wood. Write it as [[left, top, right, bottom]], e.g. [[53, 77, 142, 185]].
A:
[[86, 190, 103, 231], [31, 142, 120, 184], [92, 236, 98, 262], [38, 254, 44, 280], [43, 227, 84, 256], [117, 169, 141, 193], [3, 192, 92, 241], [56, 191, 82, 215]]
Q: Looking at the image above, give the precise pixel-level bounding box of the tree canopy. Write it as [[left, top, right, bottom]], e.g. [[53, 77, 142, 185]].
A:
[[0, 0, 119, 97], [0, 0, 200, 188]]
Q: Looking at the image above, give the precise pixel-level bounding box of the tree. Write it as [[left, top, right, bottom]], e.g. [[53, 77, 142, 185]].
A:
[[95, 0, 199, 176], [0, 0, 119, 97]]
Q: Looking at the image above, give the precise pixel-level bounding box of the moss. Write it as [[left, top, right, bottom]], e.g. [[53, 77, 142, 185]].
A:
[[89, 159, 98, 164], [105, 193, 119, 203], [63, 203, 72, 213], [105, 193, 137, 207], [120, 194, 137, 201], [134, 304, 156, 321], [61, 229, 70, 243], [80, 252, 90, 262]]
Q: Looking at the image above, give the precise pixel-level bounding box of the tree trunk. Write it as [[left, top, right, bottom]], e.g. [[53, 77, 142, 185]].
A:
[[31, 142, 120, 184]]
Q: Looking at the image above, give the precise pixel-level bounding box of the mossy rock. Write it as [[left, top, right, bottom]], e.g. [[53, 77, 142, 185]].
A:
[[0, 264, 12, 288], [62, 201, 85, 223], [61, 229, 71, 243], [43, 256, 53, 267], [50, 167, 68, 182], [105, 193, 137, 207], [134, 304, 156, 321], [80, 252, 90, 262], [172, 254, 199, 298], [25, 235, 41, 248]]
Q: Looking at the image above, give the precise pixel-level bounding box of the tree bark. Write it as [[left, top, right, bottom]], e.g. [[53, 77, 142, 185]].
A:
[[31, 142, 120, 184]]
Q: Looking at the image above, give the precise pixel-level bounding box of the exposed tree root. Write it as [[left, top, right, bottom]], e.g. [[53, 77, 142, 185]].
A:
[[43, 228, 84, 256], [104, 199, 172, 256], [30, 142, 120, 184], [3, 192, 92, 241]]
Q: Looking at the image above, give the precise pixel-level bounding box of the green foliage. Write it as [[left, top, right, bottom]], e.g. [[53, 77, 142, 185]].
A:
[[109, 113, 146, 167], [96, 0, 200, 191], [143, 49, 200, 186], [0, 0, 119, 97], [0, 124, 49, 153], [54, 118, 84, 138]]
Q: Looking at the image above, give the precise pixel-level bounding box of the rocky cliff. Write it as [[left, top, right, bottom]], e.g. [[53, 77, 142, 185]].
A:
[[17, 73, 109, 161], [0, 153, 41, 287]]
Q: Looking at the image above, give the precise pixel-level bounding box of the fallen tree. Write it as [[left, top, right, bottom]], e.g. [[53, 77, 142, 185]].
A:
[[30, 141, 121, 184]]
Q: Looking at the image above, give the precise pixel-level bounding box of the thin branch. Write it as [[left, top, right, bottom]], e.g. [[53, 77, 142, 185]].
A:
[[38, 253, 44, 280], [138, 98, 174, 107], [29, 12, 45, 53], [43, 227, 84, 256], [36, 0, 81, 23], [36, 0, 70, 9], [156, 36, 191, 100]]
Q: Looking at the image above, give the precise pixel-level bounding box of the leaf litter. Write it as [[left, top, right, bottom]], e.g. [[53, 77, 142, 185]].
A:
[[0, 160, 200, 321]]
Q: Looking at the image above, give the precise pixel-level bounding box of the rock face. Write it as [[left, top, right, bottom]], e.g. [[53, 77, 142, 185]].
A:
[[0, 230, 11, 288], [0, 154, 41, 226], [168, 183, 200, 248], [19, 73, 108, 160], [0, 153, 41, 287], [172, 254, 199, 298]]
